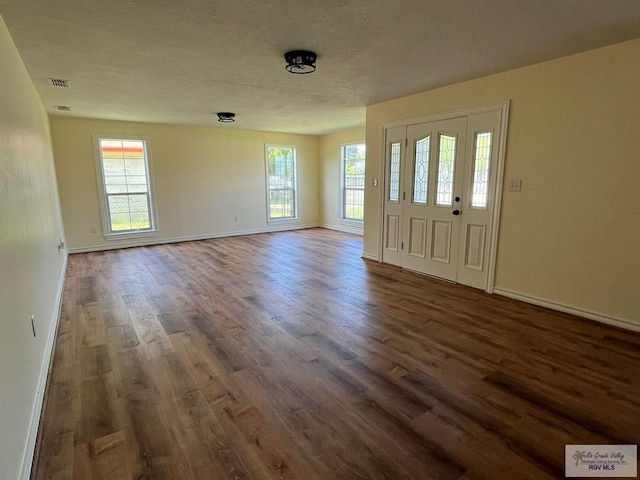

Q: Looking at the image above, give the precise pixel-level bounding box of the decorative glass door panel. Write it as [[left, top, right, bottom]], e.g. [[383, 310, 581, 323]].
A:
[[412, 136, 430, 204], [436, 134, 456, 206], [389, 142, 401, 203]]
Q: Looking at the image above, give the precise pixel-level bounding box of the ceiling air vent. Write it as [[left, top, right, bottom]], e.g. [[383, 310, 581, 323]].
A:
[[55, 105, 71, 111], [48, 78, 70, 88]]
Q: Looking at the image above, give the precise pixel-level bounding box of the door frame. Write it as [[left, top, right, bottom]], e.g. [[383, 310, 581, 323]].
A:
[[376, 101, 510, 293]]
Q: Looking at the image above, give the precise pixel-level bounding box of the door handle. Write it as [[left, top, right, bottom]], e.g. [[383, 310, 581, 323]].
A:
[[452, 209, 461, 216]]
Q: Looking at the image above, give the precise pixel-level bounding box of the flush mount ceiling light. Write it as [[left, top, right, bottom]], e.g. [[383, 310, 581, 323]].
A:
[[284, 50, 317, 74], [217, 112, 235, 122]]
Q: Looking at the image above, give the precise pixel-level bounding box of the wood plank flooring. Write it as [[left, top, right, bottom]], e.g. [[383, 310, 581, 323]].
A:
[[34, 228, 640, 480]]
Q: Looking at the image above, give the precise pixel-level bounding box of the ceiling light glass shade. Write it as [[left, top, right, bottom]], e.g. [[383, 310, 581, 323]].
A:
[[284, 50, 317, 74], [217, 112, 235, 122]]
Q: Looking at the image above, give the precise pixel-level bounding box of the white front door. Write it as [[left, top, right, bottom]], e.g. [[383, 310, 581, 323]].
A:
[[402, 117, 467, 280], [381, 107, 504, 290]]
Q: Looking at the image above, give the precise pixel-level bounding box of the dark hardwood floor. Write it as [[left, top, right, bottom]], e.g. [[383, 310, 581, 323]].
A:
[[34, 228, 640, 479]]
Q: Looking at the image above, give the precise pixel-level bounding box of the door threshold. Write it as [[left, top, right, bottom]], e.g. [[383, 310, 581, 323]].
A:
[[402, 268, 456, 284]]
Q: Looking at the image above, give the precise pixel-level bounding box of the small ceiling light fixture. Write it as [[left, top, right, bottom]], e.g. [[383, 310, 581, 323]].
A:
[[217, 112, 235, 122], [284, 50, 317, 74]]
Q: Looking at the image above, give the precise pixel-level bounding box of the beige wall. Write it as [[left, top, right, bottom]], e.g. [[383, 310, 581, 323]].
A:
[[51, 117, 320, 250], [0, 16, 67, 480], [319, 128, 366, 234], [364, 39, 640, 327]]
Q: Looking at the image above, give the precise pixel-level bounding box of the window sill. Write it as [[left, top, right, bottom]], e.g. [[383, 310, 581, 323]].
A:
[[104, 230, 159, 241]]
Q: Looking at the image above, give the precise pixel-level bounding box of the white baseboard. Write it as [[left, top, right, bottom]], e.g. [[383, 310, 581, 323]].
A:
[[321, 223, 364, 236], [20, 251, 68, 480], [493, 287, 640, 334], [68, 223, 321, 254], [361, 252, 379, 261]]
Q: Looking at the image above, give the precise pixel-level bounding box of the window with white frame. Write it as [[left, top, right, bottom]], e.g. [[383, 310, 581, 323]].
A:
[[341, 143, 366, 221], [96, 138, 156, 235], [266, 145, 297, 220]]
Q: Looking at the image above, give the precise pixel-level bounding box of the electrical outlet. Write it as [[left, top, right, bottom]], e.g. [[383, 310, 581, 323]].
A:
[[509, 179, 522, 192], [372, 178, 379, 187], [234, 215, 239, 222], [30, 315, 36, 337], [90, 226, 97, 234], [57, 239, 65, 252]]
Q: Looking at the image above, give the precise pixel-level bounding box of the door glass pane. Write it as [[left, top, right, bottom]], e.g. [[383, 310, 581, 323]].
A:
[[412, 136, 430, 204], [471, 132, 492, 208], [436, 134, 456, 206], [389, 142, 400, 202]]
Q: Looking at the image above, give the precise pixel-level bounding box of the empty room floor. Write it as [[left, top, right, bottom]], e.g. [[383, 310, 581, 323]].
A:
[[34, 228, 640, 479]]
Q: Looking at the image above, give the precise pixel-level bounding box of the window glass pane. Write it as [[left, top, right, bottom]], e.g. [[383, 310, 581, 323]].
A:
[[127, 175, 148, 186], [267, 146, 296, 219], [126, 184, 148, 193], [108, 195, 130, 214], [412, 136, 430, 204], [105, 176, 128, 194], [105, 184, 128, 194], [342, 143, 366, 221], [99, 138, 153, 233], [471, 132, 492, 208], [128, 194, 149, 212], [100, 139, 125, 159], [436, 134, 456, 206], [344, 190, 364, 220], [389, 142, 400, 202], [121, 140, 144, 155], [130, 212, 151, 230], [110, 213, 132, 231], [125, 157, 146, 176], [103, 157, 125, 176], [269, 188, 295, 218]]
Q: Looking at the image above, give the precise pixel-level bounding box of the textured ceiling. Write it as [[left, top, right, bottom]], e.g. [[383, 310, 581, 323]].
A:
[[1, 0, 639, 134]]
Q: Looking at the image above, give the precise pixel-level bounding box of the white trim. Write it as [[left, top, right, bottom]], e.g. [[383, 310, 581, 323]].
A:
[[494, 287, 640, 334], [68, 223, 321, 254], [20, 251, 68, 480], [381, 101, 512, 130], [322, 222, 364, 236], [361, 252, 379, 261], [485, 101, 510, 293], [266, 218, 301, 227], [103, 230, 159, 241], [376, 123, 387, 262]]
